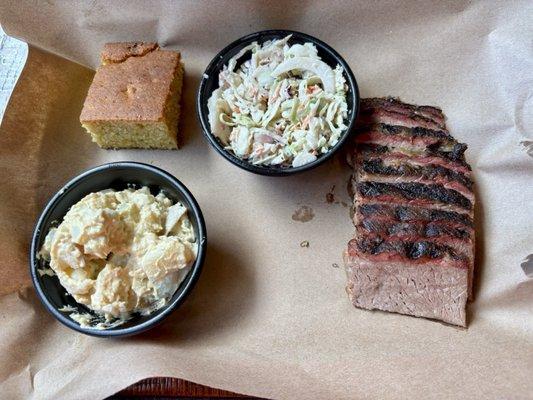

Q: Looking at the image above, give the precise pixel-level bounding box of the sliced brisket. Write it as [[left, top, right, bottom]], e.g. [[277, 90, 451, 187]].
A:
[[357, 181, 472, 210], [360, 97, 446, 128], [360, 159, 473, 191], [356, 203, 474, 227], [345, 98, 475, 327], [358, 103, 446, 131]]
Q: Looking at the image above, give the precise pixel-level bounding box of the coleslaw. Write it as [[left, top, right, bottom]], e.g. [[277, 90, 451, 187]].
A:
[[207, 35, 349, 168]]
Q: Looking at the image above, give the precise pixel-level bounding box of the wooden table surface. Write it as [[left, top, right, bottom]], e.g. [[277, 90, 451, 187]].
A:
[[110, 378, 264, 399], [0, 27, 262, 400]]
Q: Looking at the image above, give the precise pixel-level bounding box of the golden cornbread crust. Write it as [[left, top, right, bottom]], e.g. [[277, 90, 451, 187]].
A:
[[80, 41, 183, 149], [80, 48, 181, 122], [101, 42, 159, 64]]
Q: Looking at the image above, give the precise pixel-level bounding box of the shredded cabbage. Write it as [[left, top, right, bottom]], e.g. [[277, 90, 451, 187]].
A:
[[207, 35, 348, 168]]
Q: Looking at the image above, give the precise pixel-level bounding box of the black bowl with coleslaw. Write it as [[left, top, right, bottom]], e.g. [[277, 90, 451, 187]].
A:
[[197, 29, 359, 176]]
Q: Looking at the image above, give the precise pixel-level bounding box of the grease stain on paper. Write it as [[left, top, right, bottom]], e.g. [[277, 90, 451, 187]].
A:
[[326, 185, 336, 203], [292, 206, 314, 222]]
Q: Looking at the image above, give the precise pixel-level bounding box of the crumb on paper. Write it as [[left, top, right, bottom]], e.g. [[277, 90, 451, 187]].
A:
[[292, 206, 314, 222], [326, 185, 336, 203], [332, 263, 339, 268], [300, 240, 310, 248], [327, 185, 350, 208]]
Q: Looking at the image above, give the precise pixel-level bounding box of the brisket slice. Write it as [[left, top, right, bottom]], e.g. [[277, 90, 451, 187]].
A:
[[360, 97, 446, 128], [356, 203, 473, 228], [345, 98, 474, 326], [356, 218, 472, 241], [345, 258, 468, 326], [359, 99, 446, 131], [357, 181, 473, 211], [353, 142, 472, 174], [359, 158, 473, 192], [354, 124, 471, 170]]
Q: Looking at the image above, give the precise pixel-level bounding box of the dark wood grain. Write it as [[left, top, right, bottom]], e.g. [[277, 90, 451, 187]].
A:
[[108, 377, 267, 399]]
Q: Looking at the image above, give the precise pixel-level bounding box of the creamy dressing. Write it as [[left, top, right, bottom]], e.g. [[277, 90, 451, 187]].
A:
[[40, 187, 197, 328]]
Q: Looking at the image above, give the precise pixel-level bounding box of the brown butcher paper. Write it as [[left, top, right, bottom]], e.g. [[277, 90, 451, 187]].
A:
[[0, 1, 532, 399]]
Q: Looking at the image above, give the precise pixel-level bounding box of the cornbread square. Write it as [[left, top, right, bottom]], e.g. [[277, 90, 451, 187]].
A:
[[80, 42, 183, 149]]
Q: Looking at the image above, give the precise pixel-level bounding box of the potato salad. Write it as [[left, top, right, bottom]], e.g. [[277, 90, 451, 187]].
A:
[[39, 187, 197, 327]]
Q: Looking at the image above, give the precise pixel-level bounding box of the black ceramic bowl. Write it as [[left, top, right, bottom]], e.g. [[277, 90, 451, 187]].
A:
[[30, 162, 207, 337], [197, 29, 360, 176]]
